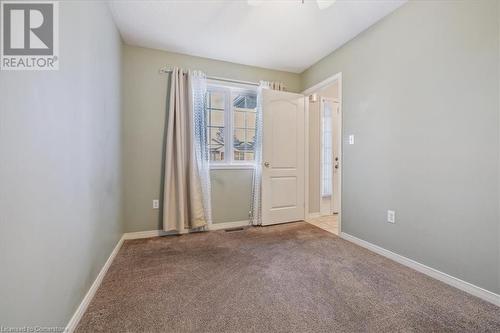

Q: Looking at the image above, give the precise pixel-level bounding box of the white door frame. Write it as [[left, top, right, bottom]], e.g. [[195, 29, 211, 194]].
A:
[[302, 72, 343, 233]]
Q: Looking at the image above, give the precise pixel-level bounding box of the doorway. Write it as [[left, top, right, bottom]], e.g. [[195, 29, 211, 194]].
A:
[[303, 73, 342, 235]]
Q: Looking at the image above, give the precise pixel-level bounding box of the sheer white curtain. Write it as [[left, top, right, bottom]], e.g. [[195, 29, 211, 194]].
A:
[[250, 84, 264, 225], [163, 68, 211, 232], [191, 71, 212, 227]]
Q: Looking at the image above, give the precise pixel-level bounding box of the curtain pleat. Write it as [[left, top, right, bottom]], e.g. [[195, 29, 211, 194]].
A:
[[259, 80, 286, 91]]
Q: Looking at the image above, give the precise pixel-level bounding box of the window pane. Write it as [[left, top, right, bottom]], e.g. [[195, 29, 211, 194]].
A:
[[233, 94, 257, 109], [244, 129, 256, 161], [244, 152, 254, 161], [234, 129, 245, 145], [233, 126, 255, 162], [233, 128, 245, 161], [207, 90, 226, 162], [210, 110, 224, 127], [234, 151, 244, 161], [210, 127, 224, 142], [209, 126, 224, 161], [234, 110, 245, 128], [210, 91, 225, 110], [231, 92, 256, 162], [246, 129, 256, 145], [246, 111, 256, 129]]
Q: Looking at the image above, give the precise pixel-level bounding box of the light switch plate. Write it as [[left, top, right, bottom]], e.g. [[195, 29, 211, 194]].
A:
[[387, 210, 395, 223], [153, 199, 159, 209], [348, 135, 355, 145]]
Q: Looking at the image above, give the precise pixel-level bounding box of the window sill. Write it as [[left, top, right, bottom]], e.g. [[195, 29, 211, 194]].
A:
[[210, 164, 255, 170]]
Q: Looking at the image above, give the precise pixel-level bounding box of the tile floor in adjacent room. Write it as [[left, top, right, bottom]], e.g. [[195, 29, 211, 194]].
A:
[[306, 214, 339, 235]]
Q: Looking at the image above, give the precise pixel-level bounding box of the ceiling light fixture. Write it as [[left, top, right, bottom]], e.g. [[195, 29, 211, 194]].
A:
[[248, 0, 336, 10], [316, 0, 336, 10], [247, 0, 265, 5]]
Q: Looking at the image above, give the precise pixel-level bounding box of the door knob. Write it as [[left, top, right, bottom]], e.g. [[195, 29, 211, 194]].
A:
[[264, 162, 270, 168]]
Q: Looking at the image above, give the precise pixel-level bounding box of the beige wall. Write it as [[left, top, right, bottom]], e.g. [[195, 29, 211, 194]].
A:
[[318, 81, 339, 99], [0, 1, 123, 326], [211, 169, 253, 223], [301, 0, 500, 293], [122, 45, 301, 232]]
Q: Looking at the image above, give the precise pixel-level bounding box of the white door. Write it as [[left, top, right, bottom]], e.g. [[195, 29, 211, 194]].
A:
[[261, 89, 306, 226], [319, 98, 341, 215], [320, 98, 334, 216]]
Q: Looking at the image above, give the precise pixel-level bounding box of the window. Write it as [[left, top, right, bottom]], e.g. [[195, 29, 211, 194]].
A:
[[206, 90, 226, 161], [321, 102, 333, 197], [233, 93, 257, 161], [206, 84, 257, 167]]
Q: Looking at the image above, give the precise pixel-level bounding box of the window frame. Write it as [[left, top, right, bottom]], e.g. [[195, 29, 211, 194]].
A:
[[206, 81, 257, 169]]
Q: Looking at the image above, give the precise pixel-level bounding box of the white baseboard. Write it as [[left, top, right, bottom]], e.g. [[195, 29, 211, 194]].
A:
[[340, 232, 500, 307], [209, 220, 249, 230], [123, 221, 251, 239], [307, 212, 322, 219], [122, 229, 183, 240], [65, 235, 125, 332]]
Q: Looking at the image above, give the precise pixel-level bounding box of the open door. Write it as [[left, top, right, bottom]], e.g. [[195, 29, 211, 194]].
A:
[[261, 89, 306, 226]]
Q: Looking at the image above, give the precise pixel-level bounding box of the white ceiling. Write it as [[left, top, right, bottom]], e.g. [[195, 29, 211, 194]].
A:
[[109, 0, 406, 73]]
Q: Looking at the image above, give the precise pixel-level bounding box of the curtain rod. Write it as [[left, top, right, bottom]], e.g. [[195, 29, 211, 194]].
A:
[[159, 67, 259, 87]]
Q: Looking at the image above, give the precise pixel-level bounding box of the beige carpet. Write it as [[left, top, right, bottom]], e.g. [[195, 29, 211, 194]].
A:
[[76, 222, 500, 332]]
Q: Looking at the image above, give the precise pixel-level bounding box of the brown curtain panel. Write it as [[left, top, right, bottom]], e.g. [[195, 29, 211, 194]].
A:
[[163, 68, 208, 232]]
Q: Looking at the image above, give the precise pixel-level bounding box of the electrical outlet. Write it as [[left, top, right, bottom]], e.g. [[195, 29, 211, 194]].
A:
[[387, 210, 395, 223], [348, 134, 355, 145], [153, 199, 159, 209]]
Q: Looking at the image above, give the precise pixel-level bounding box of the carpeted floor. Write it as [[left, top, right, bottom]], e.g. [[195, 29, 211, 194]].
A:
[[76, 222, 500, 332]]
